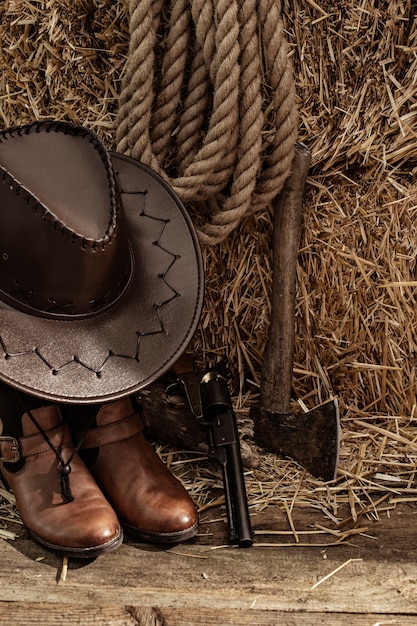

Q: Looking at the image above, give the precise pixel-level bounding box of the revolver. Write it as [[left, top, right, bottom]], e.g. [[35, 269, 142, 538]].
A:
[[169, 358, 253, 548]]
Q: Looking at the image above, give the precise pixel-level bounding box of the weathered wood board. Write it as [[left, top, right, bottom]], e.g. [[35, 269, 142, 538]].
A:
[[0, 504, 416, 624]]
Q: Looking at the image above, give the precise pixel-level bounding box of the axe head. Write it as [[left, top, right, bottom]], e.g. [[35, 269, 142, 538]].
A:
[[252, 399, 340, 482]]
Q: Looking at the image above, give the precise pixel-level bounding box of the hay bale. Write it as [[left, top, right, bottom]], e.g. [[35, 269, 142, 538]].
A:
[[0, 0, 128, 139], [1, 0, 417, 535]]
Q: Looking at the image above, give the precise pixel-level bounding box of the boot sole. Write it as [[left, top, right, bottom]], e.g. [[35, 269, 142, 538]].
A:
[[27, 525, 124, 559], [122, 518, 199, 544]]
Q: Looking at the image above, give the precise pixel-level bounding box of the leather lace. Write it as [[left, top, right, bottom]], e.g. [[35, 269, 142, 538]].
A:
[[14, 391, 96, 503]]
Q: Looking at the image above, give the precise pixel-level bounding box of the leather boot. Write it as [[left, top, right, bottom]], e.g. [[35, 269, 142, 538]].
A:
[[71, 397, 199, 544], [0, 404, 123, 558]]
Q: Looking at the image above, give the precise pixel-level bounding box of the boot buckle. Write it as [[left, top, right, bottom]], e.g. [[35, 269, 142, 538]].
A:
[[0, 436, 20, 462]]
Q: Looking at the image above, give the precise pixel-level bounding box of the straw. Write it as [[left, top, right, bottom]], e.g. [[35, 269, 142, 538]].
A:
[[1, 0, 417, 543]]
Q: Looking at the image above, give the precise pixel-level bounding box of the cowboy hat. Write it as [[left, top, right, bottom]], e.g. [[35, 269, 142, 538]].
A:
[[0, 120, 204, 403]]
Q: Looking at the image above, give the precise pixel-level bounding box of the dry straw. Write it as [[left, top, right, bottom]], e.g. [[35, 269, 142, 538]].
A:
[[1, 0, 417, 544]]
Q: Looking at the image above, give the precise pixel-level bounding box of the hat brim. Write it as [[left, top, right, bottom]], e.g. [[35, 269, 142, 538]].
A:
[[0, 153, 204, 403]]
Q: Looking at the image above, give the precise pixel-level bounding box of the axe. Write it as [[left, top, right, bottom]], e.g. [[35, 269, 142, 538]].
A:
[[252, 143, 340, 481]]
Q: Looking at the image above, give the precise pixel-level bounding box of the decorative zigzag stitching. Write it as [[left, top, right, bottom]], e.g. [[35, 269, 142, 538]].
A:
[[0, 186, 180, 378]]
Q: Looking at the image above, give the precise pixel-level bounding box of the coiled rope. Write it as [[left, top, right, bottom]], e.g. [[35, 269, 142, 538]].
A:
[[116, 0, 298, 245]]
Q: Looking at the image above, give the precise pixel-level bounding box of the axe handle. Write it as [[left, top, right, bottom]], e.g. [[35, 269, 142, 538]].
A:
[[260, 142, 311, 414]]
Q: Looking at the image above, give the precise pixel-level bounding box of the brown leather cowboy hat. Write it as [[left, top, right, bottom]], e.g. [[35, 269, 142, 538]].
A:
[[0, 121, 204, 403]]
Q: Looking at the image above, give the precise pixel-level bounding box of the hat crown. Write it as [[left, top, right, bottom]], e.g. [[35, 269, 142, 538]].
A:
[[0, 122, 132, 318]]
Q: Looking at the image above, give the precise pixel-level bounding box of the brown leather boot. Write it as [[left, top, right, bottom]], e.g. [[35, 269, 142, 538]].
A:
[[0, 405, 123, 558], [72, 397, 199, 544]]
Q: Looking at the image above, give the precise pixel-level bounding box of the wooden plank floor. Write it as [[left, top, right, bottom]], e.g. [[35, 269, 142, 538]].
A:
[[1, 502, 416, 624]]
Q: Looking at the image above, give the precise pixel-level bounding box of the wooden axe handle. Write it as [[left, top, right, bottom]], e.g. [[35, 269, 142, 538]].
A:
[[260, 142, 311, 414]]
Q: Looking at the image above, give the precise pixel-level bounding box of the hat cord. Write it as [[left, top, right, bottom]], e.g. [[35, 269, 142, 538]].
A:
[[13, 391, 96, 504]]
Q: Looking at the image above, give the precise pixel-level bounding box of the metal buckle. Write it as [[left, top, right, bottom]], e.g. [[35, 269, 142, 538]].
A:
[[0, 436, 20, 462]]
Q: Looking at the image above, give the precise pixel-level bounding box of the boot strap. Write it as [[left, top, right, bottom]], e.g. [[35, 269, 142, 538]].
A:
[[0, 437, 20, 462], [77, 412, 145, 450], [0, 423, 72, 463]]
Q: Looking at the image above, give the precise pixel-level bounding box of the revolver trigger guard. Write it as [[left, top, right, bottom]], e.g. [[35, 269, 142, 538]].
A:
[[207, 445, 227, 465], [165, 382, 187, 408]]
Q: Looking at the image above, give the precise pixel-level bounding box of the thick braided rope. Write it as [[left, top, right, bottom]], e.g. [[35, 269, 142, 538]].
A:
[[116, 0, 164, 172], [150, 0, 190, 164], [116, 0, 298, 245], [251, 0, 298, 210]]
